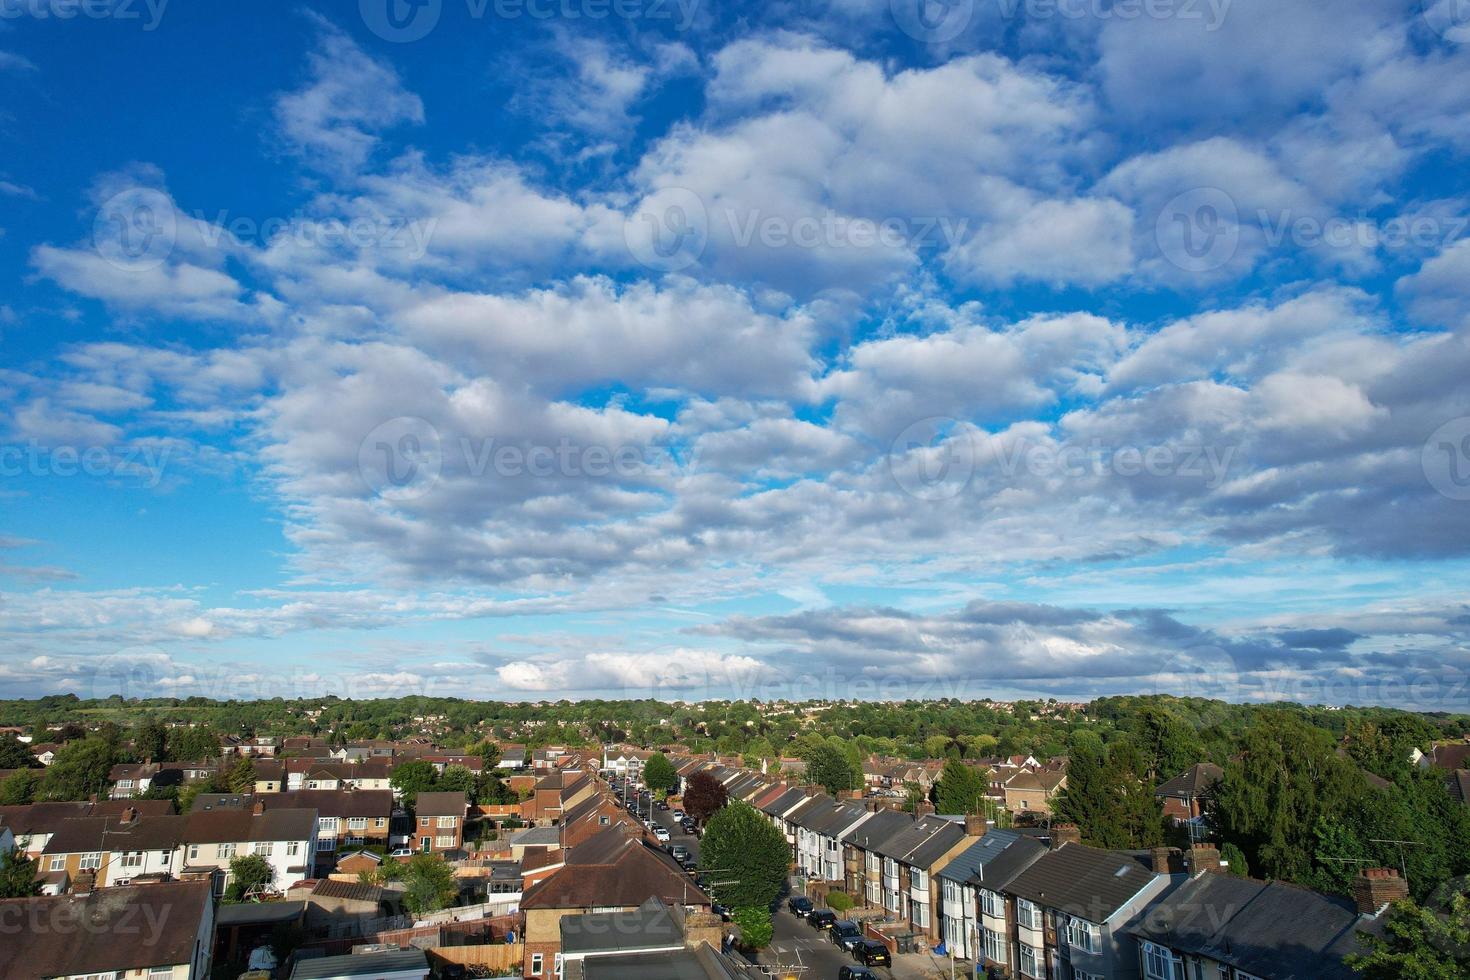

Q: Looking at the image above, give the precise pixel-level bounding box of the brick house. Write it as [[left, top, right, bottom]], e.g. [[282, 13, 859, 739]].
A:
[[414, 790, 467, 855]]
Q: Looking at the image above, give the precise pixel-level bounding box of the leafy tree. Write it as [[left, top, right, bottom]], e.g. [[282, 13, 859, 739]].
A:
[[1347, 896, 1470, 978], [643, 753, 677, 795], [1053, 734, 1164, 849], [474, 741, 501, 771], [700, 802, 791, 910], [392, 760, 438, 809], [224, 854, 274, 902], [135, 716, 168, 763], [39, 737, 117, 801], [0, 849, 40, 898], [438, 765, 476, 796], [826, 891, 854, 913], [226, 756, 257, 794], [0, 769, 41, 805], [902, 782, 926, 814], [401, 854, 458, 916], [1130, 707, 1205, 781], [1218, 841, 1249, 877], [0, 735, 38, 770], [683, 771, 729, 826], [933, 758, 987, 814], [802, 743, 858, 795], [165, 726, 220, 762], [732, 906, 774, 949]]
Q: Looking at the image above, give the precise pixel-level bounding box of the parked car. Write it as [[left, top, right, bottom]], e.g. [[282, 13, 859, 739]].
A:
[[679, 857, 697, 871], [809, 909, 837, 931], [670, 845, 690, 861], [672, 809, 685, 819], [853, 940, 891, 968], [388, 848, 413, 857], [831, 920, 862, 950], [712, 903, 733, 921], [680, 818, 697, 833], [656, 800, 670, 810], [654, 826, 671, 842], [838, 968, 876, 980], [788, 896, 814, 917]]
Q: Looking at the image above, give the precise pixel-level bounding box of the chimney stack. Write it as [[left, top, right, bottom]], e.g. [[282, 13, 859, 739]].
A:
[[252, 800, 266, 816], [1188, 844, 1222, 875], [1354, 868, 1409, 915], [1051, 824, 1082, 850], [964, 812, 988, 837], [1150, 846, 1177, 874], [915, 801, 936, 817], [120, 806, 138, 824]]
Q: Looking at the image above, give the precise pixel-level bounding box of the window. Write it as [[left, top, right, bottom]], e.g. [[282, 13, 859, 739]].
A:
[[1142, 942, 1183, 980], [80, 852, 101, 871], [188, 844, 200, 861], [1073, 970, 1103, 980], [1016, 899, 1042, 930], [120, 851, 144, 869], [218, 843, 236, 859], [286, 841, 301, 856], [316, 837, 336, 852], [347, 816, 368, 830], [436, 835, 455, 848], [982, 927, 1007, 966], [318, 816, 339, 832], [1017, 943, 1041, 979], [910, 867, 927, 889], [530, 953, 544, 976], [149, 967, 175, 978], [912, 900, 930, 928], [253, 842, 273, 856], [1066, 917, 1099, 954], [979, 889, 1002, 918], [118, 779, 134, 789], [159, 850, 171, 865], [437, 816, 458, 828], [49, 856, 64, 871], [420, 817, 431, 827]]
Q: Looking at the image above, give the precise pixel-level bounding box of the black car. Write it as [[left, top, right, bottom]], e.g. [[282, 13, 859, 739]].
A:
[[679, 857, 697, 871], [853, 940, 891, 967], [656, 800, 670, 810], [670, 845, 690, 861], [838, 968, 876, 980], [831, 920, 862, 950], [680, 818, 697, 832], [712, 903, 733, 921], [787, 896, 814, 917], [809, 909, 838, 930]]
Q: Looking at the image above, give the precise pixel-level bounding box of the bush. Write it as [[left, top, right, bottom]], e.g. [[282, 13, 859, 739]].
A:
[[825, 891, 854, 913], [733, 906, 773, 949]]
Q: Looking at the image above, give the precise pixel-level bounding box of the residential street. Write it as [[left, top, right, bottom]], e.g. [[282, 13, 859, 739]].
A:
[[758, 909, 857, 980]]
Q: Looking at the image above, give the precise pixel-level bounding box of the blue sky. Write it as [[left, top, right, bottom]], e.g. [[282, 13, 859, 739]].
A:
[[2, 0, 1470, 706]]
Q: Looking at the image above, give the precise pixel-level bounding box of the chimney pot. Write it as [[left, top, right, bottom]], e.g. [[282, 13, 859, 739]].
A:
[[1188, 844, 1222, 874], [964, 813, 988, 837], [121, 807, 138, 824], [252, 800, 265, 816]]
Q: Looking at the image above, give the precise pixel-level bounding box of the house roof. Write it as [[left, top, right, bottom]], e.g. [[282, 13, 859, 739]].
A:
[[0, 881, 212, 978], [42, 814, 188, 855], [935, 829, 1046, 890], [521, 826, 708, 910], [0, 800, 172, 838], [508, 825, 563, 847], [842, 808, 912, 850], [415, 790, 467, 816], [759, 787, 809, 817], [560, 896, 683, 955], [1128, 873, 1378, 980], [1154, 763, 1224, 799], [1428, 742, 1470, 770], [1003, 769, 1066, 793], [271, 789, 394, 818], [183, 806, 316, 844], [290, 948, 428, 980], [1004, 842, 1159, 923], [871, 814, 964, 867]]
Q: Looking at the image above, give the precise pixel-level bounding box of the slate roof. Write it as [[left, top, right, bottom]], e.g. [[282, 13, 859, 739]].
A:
[[561, 897, 683, 955], [0, 800, 173, 837], [508, 825, 563, 847], [786, 793, 837, 828], [872, 814, 965, 868], [1004, 842, 1159, 922], [290, 948, 428, 979], [760, 787, 809, 817], [183, 806, 316, 844], [311, 877, 384, 904], [935, 828, 1046, 889], [1128, 873, 1379, 980], [1155, 763, 1224, 799], [0, 881, 213, 978], [42, 814, 188, 854], [842, 808, 912, 850]]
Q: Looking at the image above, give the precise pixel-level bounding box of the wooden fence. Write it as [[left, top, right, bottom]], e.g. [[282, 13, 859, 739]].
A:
[[428, 943, 524, 972]]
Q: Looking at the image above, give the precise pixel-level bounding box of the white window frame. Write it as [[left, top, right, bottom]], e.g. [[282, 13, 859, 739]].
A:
[[49, 856, 65, 871], [1016, 898, 1043, 930], [348, 816, 368, 830], [1066, 916, 1099, 954], [79, 852, 102, 871], [979, 888, 1002, 918], [982, 927, 1007, 966], [1142, 941, 1183, 980], [530, 953, 544, 976], [1018, 942, 1042, 980]]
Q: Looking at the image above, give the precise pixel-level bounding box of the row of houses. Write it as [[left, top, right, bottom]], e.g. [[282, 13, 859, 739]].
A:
[[671, 755, 1401, 980]]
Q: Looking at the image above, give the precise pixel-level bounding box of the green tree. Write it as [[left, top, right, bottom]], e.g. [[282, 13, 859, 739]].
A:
[[1130, 707, 1205, 781], [733, 906, 774, 949], [401, 854, 458, 916], [392, 760, 438, 809], [933, 758, 988, 814], [802, 743, 858, 795], [224, 854, 274, 902], [135, 716, 168, 763], [1053, 734, 1164, 849], [226, 756, 257, 793], [0, 849, 40, 898], [166, 727, 219, 762], [438, 765, 477, 796], [700, 802, 791, 910], [643, 753, 677, 795], [826, 891, 854, 913], [474, 741, 501, 771], [1218, 842, 1249, 877], [683, 770, 729, 826], [0, 735, 37, 770], [39, 737, 117, 801], [1347, 896, 1470, 978], [0, 769, 41, 805]]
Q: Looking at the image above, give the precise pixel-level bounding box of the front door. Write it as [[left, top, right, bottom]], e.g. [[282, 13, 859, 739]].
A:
[[421, 836, 431, 853]]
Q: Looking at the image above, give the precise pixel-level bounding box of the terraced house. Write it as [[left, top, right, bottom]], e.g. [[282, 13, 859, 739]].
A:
[[936, 827, 1046, 963]]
